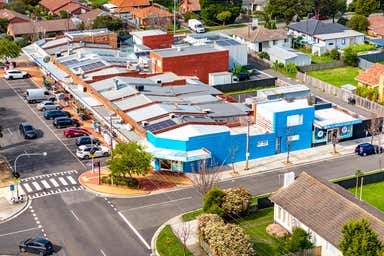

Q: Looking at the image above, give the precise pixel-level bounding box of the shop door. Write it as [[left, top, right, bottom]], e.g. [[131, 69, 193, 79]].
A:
[[159, 159, 172, 170]]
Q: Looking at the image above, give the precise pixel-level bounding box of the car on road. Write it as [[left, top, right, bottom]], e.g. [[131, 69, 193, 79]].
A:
[[64, 127, 89, 138], [354, 143, 379, 156], [19, 122, 37, 139], [44, 110, 70, 120], [76, 145, 110, 159], [4, 69, 30, 80], [36, 101, 61, 111], [76, 136, 100, 146], [53, 117, 80, 129], [19, 237, 54, 255]]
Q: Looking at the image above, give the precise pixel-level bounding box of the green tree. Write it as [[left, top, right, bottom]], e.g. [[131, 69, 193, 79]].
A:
[[183, 11, 198, 22], [202, 186, 225, 217], [324, 0, 347, 23], [199, 0, 242, 25], [0, 39, 21, 61], [92, 16, 123, 31], [347, 15, 369, 32], [342, 47, 358, 66], [278, 227, 313, 254], [107, 142, 152, 178], [355, 0, 380, 16], [265, 0, 312, 24], [0, 18, 9, 34], [340, 219, 383, 256], [6, 0, 27, 14], [216, 11, 232, 25], [59, 10, 69, 19]]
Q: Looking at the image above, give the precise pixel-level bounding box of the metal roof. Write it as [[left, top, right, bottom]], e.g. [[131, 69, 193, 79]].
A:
[[288, 20, 348, 36], [152, 45, 226, 58], [130, 29, 166, 39]]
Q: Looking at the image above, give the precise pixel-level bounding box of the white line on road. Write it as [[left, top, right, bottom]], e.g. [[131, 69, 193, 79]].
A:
[[122, 196, 193, 212], [67, 176, 77, 185], [100, 249, 107, 256], [118, 211, 151, 250], [0, 227, 39, 237], [41, 180, 51, 189], [59, 177, 68, 186], [7, 128, 13, 135], [32, 181, 42, 191], [70, 210, 80, 222], [23, 183, 33, 193], [49, 178, 59, 187]]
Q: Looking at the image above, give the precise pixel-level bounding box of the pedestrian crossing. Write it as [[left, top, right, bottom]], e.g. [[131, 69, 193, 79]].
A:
[[20, 170, 85, 199]]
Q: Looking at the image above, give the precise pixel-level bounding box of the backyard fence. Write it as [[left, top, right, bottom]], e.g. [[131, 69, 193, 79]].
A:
[[297, 72, 384, 116], [298, 61, 345, 72], [213, 77, 277, 93], [358, 51, 384, 70], [335, 170, 384, 189]]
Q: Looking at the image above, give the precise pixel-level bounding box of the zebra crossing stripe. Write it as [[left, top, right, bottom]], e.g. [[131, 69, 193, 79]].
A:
[[49, 178, 59, 187], [41, 180, 51, 189], [58, 177, 68, 186], [67, 176, 77, 185], [23, 183, 33, 193], [32, 182, 42, 191]]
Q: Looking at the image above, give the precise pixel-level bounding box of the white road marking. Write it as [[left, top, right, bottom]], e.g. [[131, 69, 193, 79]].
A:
[[23, 183, 33, 193], [0, 227, 39, 237], [100, 249, 107, 256], [49, 178, 59, 187], [7, 128, 13, 135], [59, 177, 68, 186], [32, 182, 42, 191], [67, 176, 77, 185], [41, 180, 51, 189], [118, 212, 151, 250], [70, 210, 80, 222], [122, 196, 193, 212]]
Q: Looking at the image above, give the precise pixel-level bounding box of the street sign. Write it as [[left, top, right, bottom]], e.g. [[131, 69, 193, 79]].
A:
[[13, 178, 20, 183], [9, 184, 14, 191]]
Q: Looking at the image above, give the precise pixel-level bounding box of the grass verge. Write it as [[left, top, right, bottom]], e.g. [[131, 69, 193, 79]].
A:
[[156, 225, 193, 256], [307, 66, 361, 87], [182, 209, 203, 222], [348, 181, 384, 212]]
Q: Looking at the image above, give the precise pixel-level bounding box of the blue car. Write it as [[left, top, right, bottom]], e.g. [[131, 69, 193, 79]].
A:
[[354, 143, 378, 156], [44, 110, 70, 120]]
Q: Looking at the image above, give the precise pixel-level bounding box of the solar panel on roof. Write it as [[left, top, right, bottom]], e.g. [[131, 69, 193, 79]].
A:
[[79, 61, 106, 72], [61, 59, 79, 66], [145, 119, 177, 132]]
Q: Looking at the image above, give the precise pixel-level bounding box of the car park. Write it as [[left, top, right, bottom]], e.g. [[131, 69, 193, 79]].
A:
[[4, 69, 30, 80], [76, 136, 100, 146], [19, 237, 54, 255], [354, 143, 380, 156], [36, 101, 61, 111], [76, 145, 110, 159], [64, 127, 89, 138], [44, 110, 70, 120], [19, 122, 37, 139], [53, 117, 80, 129]]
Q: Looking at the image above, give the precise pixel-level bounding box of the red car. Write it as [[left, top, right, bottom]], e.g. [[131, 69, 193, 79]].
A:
[[63, 127, 89, 138]]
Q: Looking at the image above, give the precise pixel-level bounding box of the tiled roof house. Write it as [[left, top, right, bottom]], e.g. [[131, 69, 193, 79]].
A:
[[368, 15, 384, 38], [130, 6, 173, 27], [178, 0, 200, 14], [355, 63, 384, 87], [0, 9, 30, 24], [39, 0, 89, 16]]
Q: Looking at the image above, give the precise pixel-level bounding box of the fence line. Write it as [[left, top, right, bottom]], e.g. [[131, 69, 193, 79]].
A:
[[298, 61, 345, 72]]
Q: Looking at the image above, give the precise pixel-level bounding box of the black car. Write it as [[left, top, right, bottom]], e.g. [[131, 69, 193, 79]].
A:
[[76, 136, 100, 146], [44, 110, 70, 120], [19, 237, 54, 255], [19, 122, 37, 139], [53, 117, 80, 129]]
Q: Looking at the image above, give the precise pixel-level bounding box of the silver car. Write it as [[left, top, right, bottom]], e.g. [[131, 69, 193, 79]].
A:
[[36, 101, 61, 111]]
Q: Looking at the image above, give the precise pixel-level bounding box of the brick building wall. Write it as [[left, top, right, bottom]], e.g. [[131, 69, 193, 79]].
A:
[[71, 33, 118, 48], [142, 34, 174, 49], [150, 50, 229, 83]]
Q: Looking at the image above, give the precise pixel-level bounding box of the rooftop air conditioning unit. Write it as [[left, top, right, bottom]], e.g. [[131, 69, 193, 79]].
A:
[[141, 121, 149, 126], [136, 85, 144, 91], [157, 80, 162, 84], [169, 113, 175, 119], [202, 108, 212, 113]]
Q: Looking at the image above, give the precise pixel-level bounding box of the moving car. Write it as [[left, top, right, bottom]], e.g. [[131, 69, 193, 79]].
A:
[[75, 136, 100, 146], [53, 117, 80, 129], [44, 110, 70, 120], [4, 69, 30, 80], [354, 143, 378, 156], [25, 89, 55, 104], [36, 101, 61, 111], [76, 145, 110, 159], [19, 122, 37, 139], [19, 237, 54, 255], [64, 127, 89, 138]]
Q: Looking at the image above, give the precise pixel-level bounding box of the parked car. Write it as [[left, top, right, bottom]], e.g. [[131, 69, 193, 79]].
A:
[[44, 110, 70, 120], [64, 127, 89, 138], [53, 117, 80, 129], [19, 122, 37, 139], [4, 69, 30, 80], [25, 89, 55, 104], [354, 143, 380, 156], [76, 145, 110, 159], [36, 101, 61, 111], [19, 237, 54, 255], [76, 136, 100, 146]]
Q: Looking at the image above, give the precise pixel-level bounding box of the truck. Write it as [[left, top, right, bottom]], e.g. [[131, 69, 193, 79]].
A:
[[188, 19, 205, 33], [24, 89, 56, 104]]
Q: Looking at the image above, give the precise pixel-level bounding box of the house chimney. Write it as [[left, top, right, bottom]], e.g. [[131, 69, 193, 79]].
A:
[[283, 172, 295, 188]]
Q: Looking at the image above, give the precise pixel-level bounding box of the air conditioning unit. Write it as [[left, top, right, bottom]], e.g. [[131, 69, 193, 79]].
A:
[[202, 108, 212, 113], [169, 113, 175, 119], [136, 85, 144, 91], [141, 121, 149, 126]]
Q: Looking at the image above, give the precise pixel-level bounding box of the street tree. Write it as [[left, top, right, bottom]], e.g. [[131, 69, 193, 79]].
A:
[[265, 0, 312, 24], [216, 11, 232, 25], [176, 221, 191, 256], [355, 0, 380, 16], [340, 219, 383, 256], [107, 142, 152, 178], [0, 39, 21, 61], [347, 15, 369, 32], [200, 0, 242, 25], [368, 115, 383, 149]]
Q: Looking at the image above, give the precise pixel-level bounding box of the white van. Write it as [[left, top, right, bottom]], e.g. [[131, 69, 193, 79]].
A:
[[25, 89, 55, 104], [188, 19, 205, 33]]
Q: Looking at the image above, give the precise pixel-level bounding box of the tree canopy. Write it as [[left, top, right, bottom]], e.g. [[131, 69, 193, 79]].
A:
[[199, 0, 242, 25], [0, 18, 9, 34], [278, 227, 313, 254], [265, 0, 312, 24], [216, 11, 232, 25], [347, 15, 369, 32], [0, 39, 21, 61], [354, 0, 380, 16], [107, 142, 152, 178], [92, 16, 123, 31]]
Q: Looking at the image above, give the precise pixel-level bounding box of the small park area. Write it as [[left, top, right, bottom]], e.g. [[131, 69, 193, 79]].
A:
[[307, 66, 361, 87], [348, 181, 384, 212]]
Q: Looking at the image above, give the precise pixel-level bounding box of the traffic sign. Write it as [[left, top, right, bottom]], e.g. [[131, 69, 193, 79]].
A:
[[9, 184, 14, 191], [13, 178, 20, 183]]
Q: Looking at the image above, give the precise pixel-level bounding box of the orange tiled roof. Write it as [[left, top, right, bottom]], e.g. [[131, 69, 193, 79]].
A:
[[368, 15, 384, 36], [113, 6, 134, 13], [131, 6, 173, 19], [109, 0, 150, 7], [39, 0, 71, 12], [355, 63, 384, 87], [179, 0, 200, 12], [0, 9, 30, 22], [53, 2, 88, 15]]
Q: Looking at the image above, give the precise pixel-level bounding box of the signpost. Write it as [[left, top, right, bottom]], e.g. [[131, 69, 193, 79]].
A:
[[10, 184, 14, 199]]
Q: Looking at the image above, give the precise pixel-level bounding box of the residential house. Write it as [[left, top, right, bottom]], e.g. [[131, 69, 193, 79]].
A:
[[229, 26, 291, 52], [39, 0, 89, 16], [178, 0, 200, 15], [368, 14, 384, 38], [270, 172, 384, 256], [130, 6, 173, 28], [8, 19, 78, 38], [107, 0, 150, 18], [265, 46, 311, 66], [355, 63, 384, 88], [0, 9, 30, 24], [288, 19, 364, 55], [77, 9, 107, 29]]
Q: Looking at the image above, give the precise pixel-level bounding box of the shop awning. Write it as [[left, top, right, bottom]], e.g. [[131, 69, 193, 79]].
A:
[[147, 147, 211, 162]]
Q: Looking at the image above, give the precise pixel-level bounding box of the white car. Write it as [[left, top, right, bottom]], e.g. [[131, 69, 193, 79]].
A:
[[4, 70, 30, 80], [36, 101, 61, 111], [76, 145, 110, 159]]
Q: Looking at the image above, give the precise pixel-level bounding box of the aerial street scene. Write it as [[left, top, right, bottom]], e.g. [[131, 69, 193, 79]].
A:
[[1, 0, 384, 255]]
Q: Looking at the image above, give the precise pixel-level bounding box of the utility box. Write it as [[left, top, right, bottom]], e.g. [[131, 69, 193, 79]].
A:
[[209, 71, 233, 85]]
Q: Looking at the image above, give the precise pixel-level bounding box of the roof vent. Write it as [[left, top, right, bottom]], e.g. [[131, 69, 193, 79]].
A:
[[114, 79, 124, 90], [169, 113, 176, 119], [157, 80, 162, 84], [202, 108, 212, 113], [141, 121, 149, 126], [135, 85, 144, 91]]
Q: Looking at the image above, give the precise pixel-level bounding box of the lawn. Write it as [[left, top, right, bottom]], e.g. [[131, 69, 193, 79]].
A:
[[348, 181, 384, 212], [156, 225, 193, 256], [182, 209, 203, 222], [297, 48, 334, 64], [307, 66, 361, 87]]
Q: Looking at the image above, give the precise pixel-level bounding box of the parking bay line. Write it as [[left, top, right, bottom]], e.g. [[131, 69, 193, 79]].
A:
[[0, 227, 40, 237], [70, 210, 80, 222], [121, 196, 193, 212]]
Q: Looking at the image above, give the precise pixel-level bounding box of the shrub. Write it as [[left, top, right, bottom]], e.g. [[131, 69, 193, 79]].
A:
[[258, 51, 270, 60], [284, 63, 297, 74], [277, 227, 313, 254], [345, 44, 375, 53], [101, 175, 139, 188], [330, 49, 340, 60], [203, 187, 225, 216], [347, 15, 369, 32], [337, 17, 349, 25], [355, 85, 379, 102], [222, 187, 251, 217], [342, 48, 358, 66]]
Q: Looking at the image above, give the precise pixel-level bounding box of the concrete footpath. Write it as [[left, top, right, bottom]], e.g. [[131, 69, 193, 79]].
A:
[[0, 186, 29, 224]]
